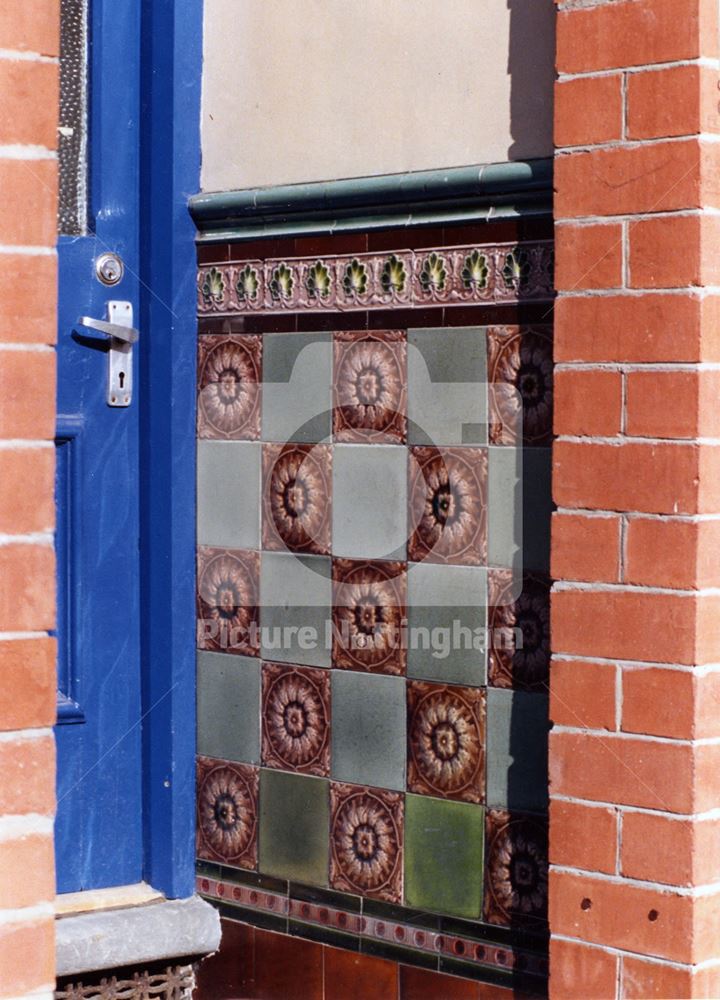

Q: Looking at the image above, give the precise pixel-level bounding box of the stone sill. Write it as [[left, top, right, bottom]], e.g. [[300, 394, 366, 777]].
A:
[[55, 892, 221, 977]]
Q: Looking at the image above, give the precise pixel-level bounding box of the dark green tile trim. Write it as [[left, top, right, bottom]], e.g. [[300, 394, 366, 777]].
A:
[[360, 936, 439, 969], [439, 956, 546, 995], [289, 881, 362, 914], [196, 858, 288, 895], [288, 919, 360, 952], [190, 160, 553, 242], [211, 899, 288, 934]]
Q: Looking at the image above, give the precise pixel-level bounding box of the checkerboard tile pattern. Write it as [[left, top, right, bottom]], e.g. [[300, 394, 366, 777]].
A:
[[196, 324, 550, 929]]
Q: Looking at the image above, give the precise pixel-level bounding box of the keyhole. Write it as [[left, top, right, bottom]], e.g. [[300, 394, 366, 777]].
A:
[[118, 371, 125, 388]]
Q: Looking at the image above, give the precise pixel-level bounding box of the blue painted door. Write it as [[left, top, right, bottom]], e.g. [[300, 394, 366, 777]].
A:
[[54, 1, 143, 892]]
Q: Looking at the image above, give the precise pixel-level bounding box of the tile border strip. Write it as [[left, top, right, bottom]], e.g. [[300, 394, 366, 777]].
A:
[[197, 875, 548, 984], [197, 241, 554, 315]]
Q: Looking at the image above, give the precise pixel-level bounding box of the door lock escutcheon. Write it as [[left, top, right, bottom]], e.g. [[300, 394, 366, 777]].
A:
[[78, 301, 138, 407]]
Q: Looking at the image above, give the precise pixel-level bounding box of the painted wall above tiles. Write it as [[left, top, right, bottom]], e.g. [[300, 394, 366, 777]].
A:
[[201, 0, 555, 191]]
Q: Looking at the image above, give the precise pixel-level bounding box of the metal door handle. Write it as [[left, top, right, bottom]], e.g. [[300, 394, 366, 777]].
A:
[[78, 315, 138, 344], [77, 301, 136, 407]]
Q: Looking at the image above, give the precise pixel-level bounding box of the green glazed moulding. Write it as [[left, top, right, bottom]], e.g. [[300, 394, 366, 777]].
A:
[[258, 769, 330, 885], [189, 159, 553, 242], [404, 794, 484, 920]]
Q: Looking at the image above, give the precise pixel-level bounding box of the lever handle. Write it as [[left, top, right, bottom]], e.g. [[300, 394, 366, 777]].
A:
[[78, 314, 139, 344]]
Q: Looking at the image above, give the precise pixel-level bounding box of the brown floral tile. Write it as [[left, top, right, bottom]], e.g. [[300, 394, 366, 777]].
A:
[[407, 681, 485, 805], [196, 756, 259, 869], [197, 334, 262, 440], [332, 330, 407, 443], [329, 781, 403, 902], [261, 662, 330, 777], [262, 443, 331, 555], [488, 571, 550, 692], [408, 447, 487, 566], [484, 810, 548, 927], [332, 559, 407, 675], [487, 326, 553, 446], [196, 546, 259, 657]]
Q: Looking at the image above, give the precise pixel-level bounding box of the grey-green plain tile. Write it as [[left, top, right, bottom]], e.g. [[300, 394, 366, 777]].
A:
[[332, 444, 407, 560], [197, 651, 261, 763], [260, 552, 332, 667], [486, 688, 549, 811], [262, 333, 332, 443], [197, 440, 261, 549], [331, 672, 406, 791], [259, 769, 329, 884]]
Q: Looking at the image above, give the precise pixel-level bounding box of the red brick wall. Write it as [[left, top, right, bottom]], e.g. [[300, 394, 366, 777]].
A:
[[551, 0, 720, 996], [0, 1, 58, 995]]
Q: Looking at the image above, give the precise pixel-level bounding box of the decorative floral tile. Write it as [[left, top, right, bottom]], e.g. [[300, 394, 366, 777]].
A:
[[484, 810, 548, 928], [198, 266, 230, 312], [333, 330, 407, 444], [329, 781, 404, 903], [196, 756, 258, 870], [261, 662, 331, 777], [196, 546, 260, 657], [407, 681, 485, 804], [332, 559, 407, 675], [197, 334, 262, 440], [487, 326, 553, 447], [262, 443, 332, 555], [488, 571, 550, 691], [408, 447, 487, 565]]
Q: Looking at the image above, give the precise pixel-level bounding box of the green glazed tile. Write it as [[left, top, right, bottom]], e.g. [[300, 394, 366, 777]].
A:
[[407, 327, 487, 447], [331, 672, 406, 791], [262, 333, 332, 443], [486, 688, 549, 810], [197, 440, 261, 549], [259, 552, 332, 667], [259, 769, 329, 885], [404, 794, 484, 919], [487, 447, 552, 573], [332, 444, 407, 560], [406, 563, 487, 686], [197, 651, 261, 763]]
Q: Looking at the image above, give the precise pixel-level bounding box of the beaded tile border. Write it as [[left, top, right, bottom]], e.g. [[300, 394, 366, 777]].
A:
[[197, 875, 548, 981], [197, 242, 554, 315]]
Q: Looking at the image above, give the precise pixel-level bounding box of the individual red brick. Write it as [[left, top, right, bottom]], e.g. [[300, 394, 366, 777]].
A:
[[626, 370, 698, 439], [694, 670, 720, 740], [550, 799, 618, 874], [0, 544, 55, 631], [629, 215, 702, 289], [550, 731, 693, 812], [0, 350, 55, 438], [691, 891, 720, 963], [555, 294, 720, 364], [555, 75, 623, 147], [553, 440, 702, 515], [627, 65, 720, 141], [557, 0, 707, 74], [554, 369, 622, 437], [550, 938, 618, 1000], [0, 449, 54, 535], [625, 518, 720, 590], [549, 868, 693, 962], [555, 222, 623, 291], [0, 736, 55, 816], [622, 811, 694, 886], [0, 919, 54, 999], [622, 667, 694, 740], [0, 638, 56, 731], [0, 0, 59, 56], [551, 588, 707, 665], [622, 956, 695, 999], [0, 61, 58, 148], [698, 445, 720, 514], [550, 657, 617, 731], [0, 834, 54, 908], [0, 160, 57, 247], [552, 512, 621, 584], [0, 254, 56, 344], [555, 141, 703, 219]]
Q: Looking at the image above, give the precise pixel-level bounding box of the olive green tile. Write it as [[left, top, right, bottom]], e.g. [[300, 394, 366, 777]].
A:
[[404, 794, 484, 919], [196, 651, 260, 763], [259, 769, 329, 885]]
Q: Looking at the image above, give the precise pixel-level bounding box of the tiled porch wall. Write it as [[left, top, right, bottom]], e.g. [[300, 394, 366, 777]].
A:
[[194, 220, 554, 996], [0, 1, 59, 996]]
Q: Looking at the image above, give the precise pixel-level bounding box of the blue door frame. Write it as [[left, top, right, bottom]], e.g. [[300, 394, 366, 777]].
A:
[[137, 0, 202, 899]]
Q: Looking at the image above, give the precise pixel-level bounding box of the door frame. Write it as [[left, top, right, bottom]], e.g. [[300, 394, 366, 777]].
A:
[[136, 0, 202, 899]]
